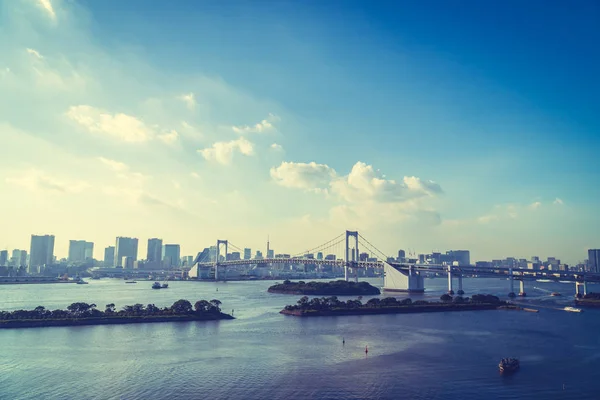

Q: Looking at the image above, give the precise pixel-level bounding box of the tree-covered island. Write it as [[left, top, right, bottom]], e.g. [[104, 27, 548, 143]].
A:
[[0, 299, 233, 329], [575, 292, 600, 307], [268, 280, 381, 295], [281, 294, 511, 316]]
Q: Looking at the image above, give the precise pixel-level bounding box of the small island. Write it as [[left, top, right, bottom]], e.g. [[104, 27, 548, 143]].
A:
[[268, 280, 381, 295], [0, 299, 233, 329], [575, 292, 600, 307], [281, 294, 510, 317]]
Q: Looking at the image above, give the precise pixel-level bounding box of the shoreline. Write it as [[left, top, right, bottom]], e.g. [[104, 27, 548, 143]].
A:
[[268, 280, 381, 296], [280, 303, 509, 317], [0, 313, 234, 329]]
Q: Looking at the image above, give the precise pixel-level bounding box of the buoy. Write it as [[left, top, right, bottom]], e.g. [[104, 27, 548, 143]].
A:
[[365, 345, 368, 354], [342, 338, 345, 345]]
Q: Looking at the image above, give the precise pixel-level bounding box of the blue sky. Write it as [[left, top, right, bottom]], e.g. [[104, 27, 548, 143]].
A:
[[0, 0, 598, 263]]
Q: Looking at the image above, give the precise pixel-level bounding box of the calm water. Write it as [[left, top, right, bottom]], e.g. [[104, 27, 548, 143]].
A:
[[1, 277, 599, 400]]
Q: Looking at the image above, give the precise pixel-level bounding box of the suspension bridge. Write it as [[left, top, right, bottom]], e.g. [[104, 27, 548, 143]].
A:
[[188, 230, 600, 296]]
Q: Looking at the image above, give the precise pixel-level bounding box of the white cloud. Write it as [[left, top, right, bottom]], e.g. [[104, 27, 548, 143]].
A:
[[232, 113, 279, 134], [5, 168, 89, 194], [477, 215, 498, 224], [26, 48, 44, 59], [270, 161, 337, 192], [190, 172, 200, 179], [554, 198, 564, 205], [36, 0, 57, 20], [198, 137, 254, 164], [97, 157, 128, 172], [158, 129, 179, 145], [270, 143, 283, 151], [331, 162, 442, 203], [178, 92, 196, 110], [65, 105, 152, 143], [529, 201, 541, 210]]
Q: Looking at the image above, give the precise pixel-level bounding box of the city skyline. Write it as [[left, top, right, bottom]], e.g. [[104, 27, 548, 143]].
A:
[[0, 1, 598, 264]]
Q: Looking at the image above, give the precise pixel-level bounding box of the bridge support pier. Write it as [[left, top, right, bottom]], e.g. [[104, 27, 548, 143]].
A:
[[345, 231, 359, 282], [447, 266, 454, 295], [575, 281, 587, 298], [519, 280, 526, 297], [383, 264, 424, 293], [214, 264, 219, 281], [508, 268, 516, 297], [457, 275, 464, 295]]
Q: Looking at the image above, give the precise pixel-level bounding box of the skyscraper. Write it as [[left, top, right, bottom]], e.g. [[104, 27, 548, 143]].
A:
[[29, 234, 55, 274], [267, 249, 274, 259], [588, 249, 600, 273], [84, 242, 94, 260], [104, 246, 115, 267], [19, 250, 27, 267], [147, 238, 163, 262], [0, 250, 7, 266], [445, 250, 471, 266], [69, 240, 93, 263], [162, 244, 181, 267], [114, 237, 138, 267], [243, 248, 251, 260]]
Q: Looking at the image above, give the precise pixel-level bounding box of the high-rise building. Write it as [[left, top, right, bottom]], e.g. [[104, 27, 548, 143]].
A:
[[445, 250, 470, 266], [29, 234, 55, 274], [398, 249, 406, 260], [243, 248, 251, 260], [255, 250, 263, 259], [230, 252, 241, 260], [122, 256, 134, 269], [267, 249, 274, 259], [182, 255, 194, 267], [0, 250, 7, 266], [84, 242, 94, 260], [69, 240, 93, 263], [19, 250, 27, 267], [588, 249, 600, 273], [104, 246, 115, 267], [114, 237, 138, 267], [147, 238, 163, 262], [11, 249, 21, 266], [317, 252, 323, 260], [162, 244, 181, 267]]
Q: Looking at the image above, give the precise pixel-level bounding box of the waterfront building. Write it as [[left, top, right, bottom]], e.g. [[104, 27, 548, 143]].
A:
[[104, 246, 115, 267], [445, 250, 470, 266], [267, 249, 274, 259], [147, 238, 163, 263], [162, 244, 181, 267], [359, 252, 369, 261], [589, 249, 600, 273], [122, 256, 134, 269], [324, 254, 336, 261], [255, 250, 263, 259], [317, 252, 323, 260], [398, 249, 406, 260], [29, 234, 55, 274], [230, 252, 241, 260], [243, 248, 251, 260], [114, 237, 138, 267], [0, 250, 7, 266], [69, 240, 94, 263]]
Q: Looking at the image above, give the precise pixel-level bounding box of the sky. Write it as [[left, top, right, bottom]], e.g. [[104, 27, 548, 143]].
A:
[[0, 0, 598, 263]]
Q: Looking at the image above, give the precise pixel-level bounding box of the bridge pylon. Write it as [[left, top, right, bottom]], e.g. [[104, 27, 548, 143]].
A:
[[345, 231, 359, 282], [215, 240, 228, 281]]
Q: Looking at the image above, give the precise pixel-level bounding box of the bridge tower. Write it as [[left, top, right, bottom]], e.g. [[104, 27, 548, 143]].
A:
[[215, 240, 228, 281], [345, 231, 359, 282]]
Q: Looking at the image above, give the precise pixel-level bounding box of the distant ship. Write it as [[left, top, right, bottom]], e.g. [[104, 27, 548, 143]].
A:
[[564, 306, 582, 313], [551, 292, 561, 296], [499, 358, 519, 373], [125, 281, 137, 284], [152, 282, 162, 289]]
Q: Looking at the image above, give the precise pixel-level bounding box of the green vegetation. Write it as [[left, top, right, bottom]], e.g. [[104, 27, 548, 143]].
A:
[[0, 299, 232, 329], [281, 293, 506, 316], [575, 292, 600, 306], [268, 280, 381, 295]]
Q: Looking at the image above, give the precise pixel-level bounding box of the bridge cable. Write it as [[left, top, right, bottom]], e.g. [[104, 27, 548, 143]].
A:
[[290, 232, 345, 258]]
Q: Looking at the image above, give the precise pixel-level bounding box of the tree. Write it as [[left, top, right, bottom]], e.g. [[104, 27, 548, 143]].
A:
[[440, 294, 453, 303], [283, 279, 291, 285], [209, 299, 222, 312], [67, 302, 92, 316], [194, 300, 211, 313], [453, 296, 465, 304], [105, 303, 116, 313], [171, 299, 193, 314], [366, 298, 381, 308]]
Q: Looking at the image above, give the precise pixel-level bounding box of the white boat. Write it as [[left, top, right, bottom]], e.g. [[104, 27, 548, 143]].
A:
[[536, 279, 552, 283], [564, 306, 583, 313]]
